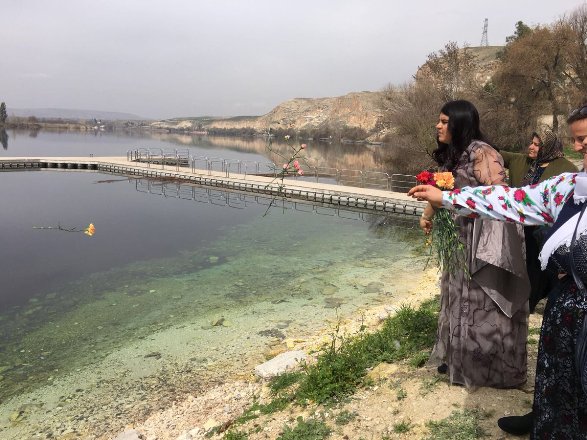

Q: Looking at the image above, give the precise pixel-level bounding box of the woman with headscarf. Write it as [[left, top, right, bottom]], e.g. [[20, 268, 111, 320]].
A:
[[408, 103, 587, 438], [502, 131, 578, 313], [501, 130, 577, 188]]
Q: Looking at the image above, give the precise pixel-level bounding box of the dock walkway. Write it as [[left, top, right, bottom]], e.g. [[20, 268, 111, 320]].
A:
[[0, 156, 425, 216]]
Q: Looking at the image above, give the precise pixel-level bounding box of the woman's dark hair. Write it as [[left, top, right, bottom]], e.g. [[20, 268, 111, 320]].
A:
[[431, 100, 488, 171], [567, 103, 587, 124]]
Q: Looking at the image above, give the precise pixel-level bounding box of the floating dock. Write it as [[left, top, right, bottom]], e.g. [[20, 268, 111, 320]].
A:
[[0, 157, 425, 216]]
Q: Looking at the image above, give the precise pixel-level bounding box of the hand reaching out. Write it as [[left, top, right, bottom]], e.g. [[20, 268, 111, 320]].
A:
[[407, 185, 444, 208]]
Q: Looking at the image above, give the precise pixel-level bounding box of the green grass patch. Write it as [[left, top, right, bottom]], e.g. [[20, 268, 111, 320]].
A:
[[235, 396, 293, 425], [224, 431, 248, 440], [334, 409, 358, 425], [233, 298, 438, 427], [425, 408, 489, 440], [393, 420, 412, 433], [294, 298, 438, 404], [277, 416, 332, 439], [409, 351, 430, 368], [269, 371, 305, 395]]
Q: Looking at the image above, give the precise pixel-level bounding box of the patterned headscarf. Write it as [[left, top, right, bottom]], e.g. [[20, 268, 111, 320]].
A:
[[521, 129, 564, 185], [536, 129, 564, 164]]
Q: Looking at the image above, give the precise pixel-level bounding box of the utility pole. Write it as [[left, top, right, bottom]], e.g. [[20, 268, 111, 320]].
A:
[[480, 18, 489, 47]]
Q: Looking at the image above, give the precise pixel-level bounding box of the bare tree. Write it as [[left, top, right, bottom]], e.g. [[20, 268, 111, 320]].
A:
[[489, 24, 573, 133], [561, 5, 587, 106], [417, 42, 479, 102]]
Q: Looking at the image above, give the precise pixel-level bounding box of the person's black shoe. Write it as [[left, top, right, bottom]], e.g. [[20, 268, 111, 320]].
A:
[[437, 363, 448, 374], [497, 411, 533, 436]]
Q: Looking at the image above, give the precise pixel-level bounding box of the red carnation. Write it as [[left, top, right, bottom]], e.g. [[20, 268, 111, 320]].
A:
[[416, 170, 435, 185], [554, 193, 564, 206], [466, 198, 476, 209]]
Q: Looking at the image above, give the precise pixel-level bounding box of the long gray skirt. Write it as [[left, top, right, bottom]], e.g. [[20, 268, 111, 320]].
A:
[[430, 217, 529, 389]]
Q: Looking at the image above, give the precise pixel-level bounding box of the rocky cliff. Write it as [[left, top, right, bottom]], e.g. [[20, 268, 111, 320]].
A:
[[150, 91, 384, 138]]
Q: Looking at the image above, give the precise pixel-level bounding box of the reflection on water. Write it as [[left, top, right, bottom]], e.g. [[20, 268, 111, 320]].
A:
[[0, 129, 7, 149], [2, 129, 390, 173]]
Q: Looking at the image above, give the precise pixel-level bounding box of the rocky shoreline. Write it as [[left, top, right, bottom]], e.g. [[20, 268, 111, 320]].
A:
[[115, 264, 541, 440], [2, 258, 541, 440], [110, 268, 443, 440]]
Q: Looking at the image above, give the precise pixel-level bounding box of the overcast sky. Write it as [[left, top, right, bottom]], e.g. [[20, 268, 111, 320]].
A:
[[1, 0, 584, 119]]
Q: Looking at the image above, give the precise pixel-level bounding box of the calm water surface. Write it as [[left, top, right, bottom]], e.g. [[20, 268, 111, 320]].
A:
[[0, 132, 420, 438], [0, 129, 388, 171]]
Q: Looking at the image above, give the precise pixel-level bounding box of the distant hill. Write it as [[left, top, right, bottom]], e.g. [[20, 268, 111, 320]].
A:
[[7, 108, 148, 121], [151, 91, 383, 137]]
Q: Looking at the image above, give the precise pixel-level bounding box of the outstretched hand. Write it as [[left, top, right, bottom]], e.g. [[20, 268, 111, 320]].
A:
[[407, 185, 443, 208]]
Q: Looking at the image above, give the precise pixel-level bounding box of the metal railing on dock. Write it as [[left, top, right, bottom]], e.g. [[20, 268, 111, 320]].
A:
[[0, 155, 425, 217], [126, 148, 417, 191]]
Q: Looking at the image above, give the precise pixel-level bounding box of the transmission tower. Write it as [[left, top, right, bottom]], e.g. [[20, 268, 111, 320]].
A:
[[480, 18, 489, 47]]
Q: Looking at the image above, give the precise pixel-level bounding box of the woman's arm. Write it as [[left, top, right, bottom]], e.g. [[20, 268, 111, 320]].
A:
[[409, 173, 577, 226], [499, 150, 515, 168]]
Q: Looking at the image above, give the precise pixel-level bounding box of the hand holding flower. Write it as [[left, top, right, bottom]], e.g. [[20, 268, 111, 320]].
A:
[[408, 184, 443, 208], [410, 170, 465, 275]]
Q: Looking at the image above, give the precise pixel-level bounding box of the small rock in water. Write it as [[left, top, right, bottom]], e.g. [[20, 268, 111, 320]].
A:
[[211, 317, 225, 327], [258, 328, 286, 340], [144, 352, 162, 360], [324, 297, 344, 308], [364, 281, 385, 293]]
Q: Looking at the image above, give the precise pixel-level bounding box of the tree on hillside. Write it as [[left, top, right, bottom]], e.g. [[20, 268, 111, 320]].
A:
[[418, 41, 479, 102], [561, 5, 587, 105], [489, 24, 574, 133], [0, 102, 7, 125], [505, 21, 532, 43]]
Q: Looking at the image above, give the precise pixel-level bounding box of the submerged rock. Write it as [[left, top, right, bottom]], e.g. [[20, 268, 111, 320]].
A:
[[211, 317, 225, 327], [257, 328, 286, 340]]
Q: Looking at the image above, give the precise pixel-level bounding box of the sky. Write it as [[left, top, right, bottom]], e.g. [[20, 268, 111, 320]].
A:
[[1, 0, 585, 119]]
